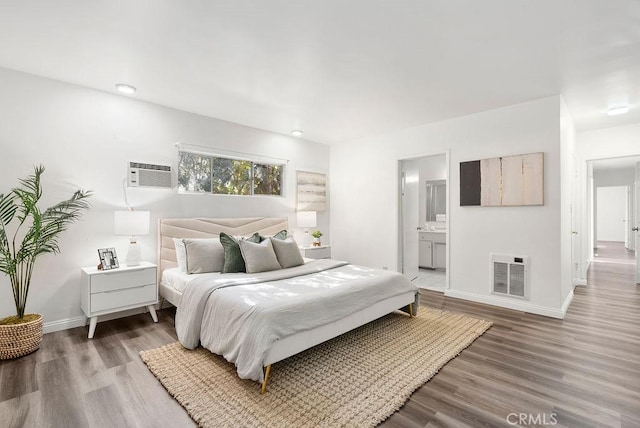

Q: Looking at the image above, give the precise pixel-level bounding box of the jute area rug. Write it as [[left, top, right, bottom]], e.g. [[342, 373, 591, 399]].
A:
[[140, 308, 491, 427]]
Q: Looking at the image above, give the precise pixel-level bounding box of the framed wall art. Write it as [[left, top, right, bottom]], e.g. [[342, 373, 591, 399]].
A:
[[460, 152, 543, 207], [296, 170, 327, 212]]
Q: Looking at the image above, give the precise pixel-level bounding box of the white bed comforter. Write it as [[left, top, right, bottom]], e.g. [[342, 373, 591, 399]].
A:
[[175, 259, 418, 382]]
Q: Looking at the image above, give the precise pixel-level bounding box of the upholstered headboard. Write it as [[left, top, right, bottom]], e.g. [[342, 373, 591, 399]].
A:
[[157, 217, 289, 277]]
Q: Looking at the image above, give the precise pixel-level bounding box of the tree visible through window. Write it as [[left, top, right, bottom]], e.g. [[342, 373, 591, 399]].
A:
[[253, 163, 282, 195], [178, 151, 283, 196], [178, 152, 212, 192]]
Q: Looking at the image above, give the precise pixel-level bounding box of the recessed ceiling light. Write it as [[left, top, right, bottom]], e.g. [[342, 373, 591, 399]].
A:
[[291, 130, 303, 137], [607, 105, 629, 116], [115, 83, 137, 94]]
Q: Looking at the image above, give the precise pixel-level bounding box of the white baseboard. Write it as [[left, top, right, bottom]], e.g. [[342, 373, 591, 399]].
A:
[[42, 306, 158, 335], [444, 289, 566, 319], [575, 259, 591, 286], [417, 284, 445, 292], [560, 289, 574, 317], [43, 316, 87, 334]]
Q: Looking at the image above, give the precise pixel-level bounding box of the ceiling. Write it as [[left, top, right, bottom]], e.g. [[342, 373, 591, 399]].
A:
[[1, 0, 639, 145]]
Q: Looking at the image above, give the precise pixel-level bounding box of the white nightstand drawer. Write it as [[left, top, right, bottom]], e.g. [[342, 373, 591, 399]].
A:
[[91, 267, 156, 293], [91, 283, 156, 313], [300, 246, 331, 259]]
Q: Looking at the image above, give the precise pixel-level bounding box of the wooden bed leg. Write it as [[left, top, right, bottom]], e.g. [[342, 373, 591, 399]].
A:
[[261, 365, 272, 394], [158, 297, 165, 311], [408, 303, 415, 318]]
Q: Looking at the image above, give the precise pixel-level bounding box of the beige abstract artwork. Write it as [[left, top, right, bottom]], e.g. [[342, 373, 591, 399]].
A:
[[296, 170, 327, 212], [461, 152, 543, 207]]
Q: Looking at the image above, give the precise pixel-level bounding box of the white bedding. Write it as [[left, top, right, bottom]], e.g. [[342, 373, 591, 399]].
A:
[[175, 259, 418, 382], [161, 267, 216, 293]]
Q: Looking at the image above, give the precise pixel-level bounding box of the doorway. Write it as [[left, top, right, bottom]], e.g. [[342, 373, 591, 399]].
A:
[[398, 152, 449, 290], [588, 156, 640, 284]]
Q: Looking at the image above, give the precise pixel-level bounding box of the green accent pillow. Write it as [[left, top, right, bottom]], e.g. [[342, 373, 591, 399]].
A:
[[219, 232, 260, 273], [259, 229, 288, 242]]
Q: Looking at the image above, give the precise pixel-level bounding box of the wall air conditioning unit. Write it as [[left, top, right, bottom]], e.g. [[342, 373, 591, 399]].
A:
[[128, 162, 172, 188], [491, 253, 529, 299]]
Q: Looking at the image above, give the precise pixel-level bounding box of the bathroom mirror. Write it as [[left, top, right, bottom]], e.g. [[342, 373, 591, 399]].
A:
[[426, 180, 446, 222]]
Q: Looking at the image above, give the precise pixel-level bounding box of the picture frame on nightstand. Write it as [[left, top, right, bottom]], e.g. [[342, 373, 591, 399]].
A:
[[98, 248, 119, 270]]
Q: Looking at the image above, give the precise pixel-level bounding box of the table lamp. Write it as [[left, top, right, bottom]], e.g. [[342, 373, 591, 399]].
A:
[[296, 211, 317, 247], [114, 210, 150, 266]]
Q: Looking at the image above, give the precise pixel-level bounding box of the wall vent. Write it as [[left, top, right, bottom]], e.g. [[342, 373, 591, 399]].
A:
[[128, 162, 172, 188], [491, 253, 529, 299]]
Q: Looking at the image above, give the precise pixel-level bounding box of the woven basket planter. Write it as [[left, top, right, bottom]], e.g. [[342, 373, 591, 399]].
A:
[[0, 314, 43, 360]]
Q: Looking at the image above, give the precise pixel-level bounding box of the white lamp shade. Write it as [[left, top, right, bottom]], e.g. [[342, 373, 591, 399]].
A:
[[296, 211, 317, 228], [114, 211, 150, 236]]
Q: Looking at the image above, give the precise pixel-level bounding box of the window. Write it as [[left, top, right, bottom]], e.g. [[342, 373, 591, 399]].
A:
[[178, 152, 212, 192], [253, 163, 282, 195], [178, 151, 283, 196]]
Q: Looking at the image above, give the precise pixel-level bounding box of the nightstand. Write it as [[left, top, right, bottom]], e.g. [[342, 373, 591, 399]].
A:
[[80, 261, 158, 339], [299, 245, 331, 259]]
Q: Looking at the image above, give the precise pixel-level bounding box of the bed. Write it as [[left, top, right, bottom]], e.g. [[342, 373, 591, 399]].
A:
[[158, 217, 419, 393]]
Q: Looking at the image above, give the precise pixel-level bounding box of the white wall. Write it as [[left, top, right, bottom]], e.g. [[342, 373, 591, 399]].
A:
[[594, 168, 637, 187], [577, 123, 640, 160], [331, 96, 569, 318], [0, 67, 329, 331], [576, 123, 640, 281], [596, 187, 627, 242]]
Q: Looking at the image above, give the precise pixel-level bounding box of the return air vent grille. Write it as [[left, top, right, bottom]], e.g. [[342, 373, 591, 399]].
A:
[[128, 162, 172, 188], [491, 254, 529, 299]]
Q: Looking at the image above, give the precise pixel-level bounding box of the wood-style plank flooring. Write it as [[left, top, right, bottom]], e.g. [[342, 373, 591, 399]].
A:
[[594, 240, 637, 264], [383, 244, 639, 428], [1, 251, 638, 427]]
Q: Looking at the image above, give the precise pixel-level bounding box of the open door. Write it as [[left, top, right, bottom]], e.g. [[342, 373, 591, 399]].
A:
[[635, 162, 640, 284], [571, 154, 580, 286], [400, 168, 419, 281], [626, 186, 633, 250]]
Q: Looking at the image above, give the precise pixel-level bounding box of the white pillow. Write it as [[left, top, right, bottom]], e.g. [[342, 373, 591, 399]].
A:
[[238, 238, 282, 273], [173, 238, 188, 272], [177, 237, 225, 274], [270, 237, 304, 269]]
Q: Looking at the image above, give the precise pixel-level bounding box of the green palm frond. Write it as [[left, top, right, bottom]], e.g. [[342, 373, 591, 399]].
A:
[[0, 165, 91, 318], [17, 165, 44, 197], [0, 193, 18, 227]]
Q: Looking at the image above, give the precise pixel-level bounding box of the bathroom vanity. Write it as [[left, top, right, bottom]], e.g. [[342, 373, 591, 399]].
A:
[[419, 230, 446, 269]]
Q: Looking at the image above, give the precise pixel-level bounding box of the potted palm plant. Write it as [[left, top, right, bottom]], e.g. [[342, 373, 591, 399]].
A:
[[0, 165, 90, 359]]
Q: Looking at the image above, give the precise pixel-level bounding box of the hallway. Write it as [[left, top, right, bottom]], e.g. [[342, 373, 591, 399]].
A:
[[593, 241, 636, 265], [589, 241, 638, 292]]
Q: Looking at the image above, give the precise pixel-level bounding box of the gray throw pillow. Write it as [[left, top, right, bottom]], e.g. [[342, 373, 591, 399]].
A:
[[219, 232, 260, 273], [182, 238, 225, 274], [270, 237, 304, 269], [259, 229, 288, 242], [239, 238, 282, 273]]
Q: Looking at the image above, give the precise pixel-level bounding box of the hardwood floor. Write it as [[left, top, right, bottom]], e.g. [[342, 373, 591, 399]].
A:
[[1, 258, 638, 427], [594, 240, 636, 264]]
